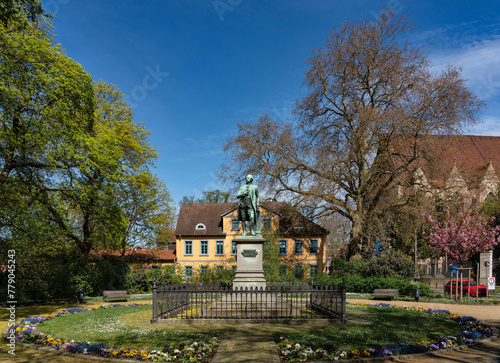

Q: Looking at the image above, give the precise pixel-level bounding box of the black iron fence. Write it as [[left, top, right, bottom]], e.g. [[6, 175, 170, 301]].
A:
[[151, 282, 346, 323]]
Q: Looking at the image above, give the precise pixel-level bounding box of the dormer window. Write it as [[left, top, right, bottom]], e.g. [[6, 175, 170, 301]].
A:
[[196, 223, 206, 229]]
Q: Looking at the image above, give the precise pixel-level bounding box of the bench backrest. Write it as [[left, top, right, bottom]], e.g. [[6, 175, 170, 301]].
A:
[[103, 290, 128, 296]]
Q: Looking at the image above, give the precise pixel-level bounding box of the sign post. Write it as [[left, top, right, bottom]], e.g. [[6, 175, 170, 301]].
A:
[[487, 277, 496, 299]]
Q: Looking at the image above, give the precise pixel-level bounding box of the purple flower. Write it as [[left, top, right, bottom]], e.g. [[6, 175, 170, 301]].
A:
[[83, 348, 88, 355]]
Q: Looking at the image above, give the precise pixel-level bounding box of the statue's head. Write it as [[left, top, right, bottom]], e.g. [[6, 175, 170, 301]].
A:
[[246, 174, 253, 183]]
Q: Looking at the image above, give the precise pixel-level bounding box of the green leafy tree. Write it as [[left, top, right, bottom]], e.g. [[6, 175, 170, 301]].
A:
[[0, 0, 43, 27], [0, 12, 175, 299], [179, 189, 231, 205]]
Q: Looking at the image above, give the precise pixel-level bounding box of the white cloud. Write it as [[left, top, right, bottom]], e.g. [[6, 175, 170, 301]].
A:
[[470, 115, 500, 136], [430, 37, 500, 101]]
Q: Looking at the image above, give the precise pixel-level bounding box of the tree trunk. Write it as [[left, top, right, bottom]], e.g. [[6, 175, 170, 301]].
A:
[[347, 212, 363, 260]]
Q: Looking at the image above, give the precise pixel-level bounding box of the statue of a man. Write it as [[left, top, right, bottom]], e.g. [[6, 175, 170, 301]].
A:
[[237, 174, 260, 236]]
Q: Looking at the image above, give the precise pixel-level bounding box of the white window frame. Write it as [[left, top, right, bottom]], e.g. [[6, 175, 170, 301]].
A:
[[215, 240, 224, 256], [200, 240, 209, 256], [184, 240, 193, 256]]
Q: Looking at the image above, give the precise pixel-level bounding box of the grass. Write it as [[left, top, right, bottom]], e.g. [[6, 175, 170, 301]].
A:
[[271, 305, 463, 351], [0, 300, 109, 363], [36, 304, 225, 351]]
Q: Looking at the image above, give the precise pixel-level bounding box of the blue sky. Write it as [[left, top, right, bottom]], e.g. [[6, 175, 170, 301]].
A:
[[46, 0, 500, 204]]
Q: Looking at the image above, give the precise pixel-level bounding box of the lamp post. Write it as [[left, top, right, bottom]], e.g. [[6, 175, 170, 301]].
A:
[[484, 261, 490, 299]]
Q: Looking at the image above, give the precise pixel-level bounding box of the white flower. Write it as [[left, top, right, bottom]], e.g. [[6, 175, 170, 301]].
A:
[[294, 343, 301, 350]]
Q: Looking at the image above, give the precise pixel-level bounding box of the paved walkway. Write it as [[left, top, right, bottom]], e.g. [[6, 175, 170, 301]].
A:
[[211, 323, 280, 362], [212, 299, 500, 363]]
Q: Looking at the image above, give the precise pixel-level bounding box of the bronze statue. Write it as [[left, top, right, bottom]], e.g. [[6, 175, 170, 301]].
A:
[[237, 174, 260, 236]]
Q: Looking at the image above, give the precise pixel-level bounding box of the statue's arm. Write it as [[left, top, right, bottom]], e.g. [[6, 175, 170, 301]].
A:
[[255, 186, 260, 208], [236, 186, 245, 198]]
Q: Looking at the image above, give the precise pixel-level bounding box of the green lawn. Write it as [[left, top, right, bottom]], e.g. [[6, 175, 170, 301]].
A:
[[37, 304, 224, 351]]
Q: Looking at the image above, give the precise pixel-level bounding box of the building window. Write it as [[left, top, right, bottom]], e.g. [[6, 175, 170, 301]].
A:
[[279, 264, 287, 276], [262, 218, 271, 230], [309, 264, 318, 278], [231, 241, 237, 255], [294, 264, 304, 279], [278, 240, 287, 255], [231, 265, 237, 271], [215, 240, 224, 256], [151, 265, 161, 270], [196, 223, 206, 229], [200, 265, 209, 275], [136, 265, 146, 272], [309, 239, 319, 254], [294, 240, 303, 255], [200, 240, 208, 256], [184, 266, 193, 280], [215, 265, 225, 272], [184, 240, 193, 256], [231, 219, 240, 231]]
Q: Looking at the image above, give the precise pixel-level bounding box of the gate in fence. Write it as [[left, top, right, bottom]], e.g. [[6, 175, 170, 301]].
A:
[[151, 282, 346, 323]]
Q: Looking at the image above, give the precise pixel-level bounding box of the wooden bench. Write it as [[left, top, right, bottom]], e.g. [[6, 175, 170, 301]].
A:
[[370, 289, 398, 299], [103, 290, 130, 302]]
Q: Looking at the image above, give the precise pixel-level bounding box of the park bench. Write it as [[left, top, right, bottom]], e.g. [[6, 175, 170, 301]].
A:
[[103, 290, 130, 302], [370, 289, 398, 299]]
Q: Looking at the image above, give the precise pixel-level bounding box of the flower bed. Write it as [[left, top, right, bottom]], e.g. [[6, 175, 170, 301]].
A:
[[276, 302, 493, 361], [10, 303, 219, 362]]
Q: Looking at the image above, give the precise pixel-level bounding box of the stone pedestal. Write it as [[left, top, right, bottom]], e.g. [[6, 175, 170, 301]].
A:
[[233, 237, 266, 290], [479, 250, 494, 286]]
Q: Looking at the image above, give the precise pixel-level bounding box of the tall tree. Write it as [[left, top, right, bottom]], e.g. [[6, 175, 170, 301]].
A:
[[0, 10, 94, 235], [32, 81, 176, 255], [222, 10, 483, 259]]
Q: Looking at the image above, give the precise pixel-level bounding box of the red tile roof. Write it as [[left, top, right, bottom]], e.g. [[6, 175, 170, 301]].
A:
[[392, 135, 500, 187]]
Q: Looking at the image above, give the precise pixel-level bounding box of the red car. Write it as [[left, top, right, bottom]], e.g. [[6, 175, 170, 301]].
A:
[[444, 280, 489, 297]]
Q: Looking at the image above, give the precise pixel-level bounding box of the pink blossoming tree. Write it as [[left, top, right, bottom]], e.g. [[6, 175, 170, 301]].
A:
[[427, 208, 500, 266]]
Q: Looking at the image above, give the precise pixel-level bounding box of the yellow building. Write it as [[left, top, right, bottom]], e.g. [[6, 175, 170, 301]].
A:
[[175, 202, 328, 281]]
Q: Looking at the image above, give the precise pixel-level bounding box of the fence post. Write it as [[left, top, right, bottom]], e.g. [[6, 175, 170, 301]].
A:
[[341, 278, 347, 323], [151, 279, 158, 323]]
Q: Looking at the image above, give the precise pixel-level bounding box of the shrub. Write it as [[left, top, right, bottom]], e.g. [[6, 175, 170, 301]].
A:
[[125, 265, 183, 293], [313, 272, 433, 296], [331, 250, 415, 279]]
